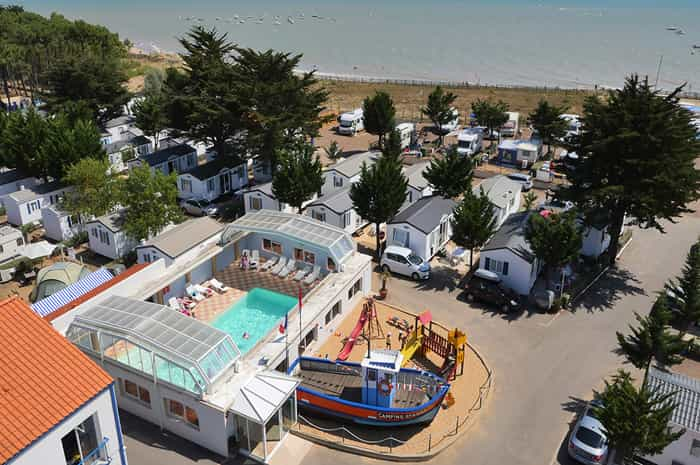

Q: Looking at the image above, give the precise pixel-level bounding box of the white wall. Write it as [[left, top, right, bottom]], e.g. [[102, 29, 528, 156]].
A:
[[479, 248, 538, 295], [0, 230, 24, 263], [6, 187, 72, 226], [42, 208, 83, 242], [0, 176, 37, 206], [243, 192, 315, 215], [11, 386, 127, 465], [179, 166, 249, 202], [645, 426, 700, 465], [387, 218, 452, 260], [305, 206, 365, 234], [321, 171, 354, 196], [87, 224, 137, 260], [137, 246, 174, 267]]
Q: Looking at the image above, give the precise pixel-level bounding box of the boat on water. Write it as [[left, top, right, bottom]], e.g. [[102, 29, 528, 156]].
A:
[[666, 26, 678, 31], [288, 350, 450, 427], [288, 16, 295, 24], [693, 45, 700, 49], [677, 29, 686, 35]]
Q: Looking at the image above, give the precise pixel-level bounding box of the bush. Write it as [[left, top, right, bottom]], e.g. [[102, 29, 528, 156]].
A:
[[64, 231, 88, 248], [120, 250, 137, 268], [0, 205, 6, 216]]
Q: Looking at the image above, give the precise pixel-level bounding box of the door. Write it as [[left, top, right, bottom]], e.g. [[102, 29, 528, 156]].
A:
[[167, 160, 176, 173], [220, 172, 231, 193], [439, 220, 448, 244]]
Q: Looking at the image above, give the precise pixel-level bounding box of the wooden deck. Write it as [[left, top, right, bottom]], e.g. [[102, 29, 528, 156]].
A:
[[297, 368, 429, 408]]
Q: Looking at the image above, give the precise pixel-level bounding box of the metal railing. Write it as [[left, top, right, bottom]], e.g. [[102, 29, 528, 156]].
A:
[[76, 437, 111, 465]]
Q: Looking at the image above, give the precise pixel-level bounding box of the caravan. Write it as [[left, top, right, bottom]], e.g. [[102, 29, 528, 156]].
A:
[[395, 122, 416, 149], [501, 112, 520, 137], [456, 128, 483, 156], [438, 108, 460, 134], [337, 109, 364, 136]]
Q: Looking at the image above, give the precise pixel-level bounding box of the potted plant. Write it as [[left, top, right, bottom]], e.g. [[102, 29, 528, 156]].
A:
[[378, 270, 391, 300]]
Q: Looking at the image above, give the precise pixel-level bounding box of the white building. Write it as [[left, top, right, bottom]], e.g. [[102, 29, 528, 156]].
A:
[[4, 181, 72, 226], [101, 115, 137, 145], [133, 143, 198, 176], [387, 196, 457, 260], [41, 205, 84, 242], [178, 157, 248, 201], [305, 187, 366, 234], [105, 133, 153, 173], [479, 212, 541, 296], [0, 225, 25, 263], [0, 169, 38, 206], [645, 368, 700, 465], [403, 161, 433, 206], [243, 182, 317, 214], [0, 297, 127, 465], [475, 175, 522, 228], [321, 151, 378, 196], [86, 210, 138, 260]]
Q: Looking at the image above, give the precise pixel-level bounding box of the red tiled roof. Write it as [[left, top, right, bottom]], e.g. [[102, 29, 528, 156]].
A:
[[0, 297, 113, 463], [45, 262, 150, 322]]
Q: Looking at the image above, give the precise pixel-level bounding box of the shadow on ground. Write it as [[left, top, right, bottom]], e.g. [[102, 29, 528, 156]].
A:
[[413, 264, 463, 293], [570, 266, 646, 313], [554, 397, 588, 465]]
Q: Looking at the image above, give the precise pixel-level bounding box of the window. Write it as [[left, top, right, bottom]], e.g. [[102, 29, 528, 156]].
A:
[[98, 230, 110, 245], [325, 311, 332, 325], [262, 238, 282, 254], [348, 278, 362, 300], [15, 238, 22, 247], [392, 229, 409, 247], [304, 251, 315, 264], [180, 178, 192, 193], [249, 196, 262, 211], [311, 209, 326, 222], [333, 176, 343, 187], [0, 245, 3, 254], [207, 179, 216, 192], [294, 248, 304, 261], [332, 301, 341, 318], [408, 190, 413, 203], [26, 200, 40, 215], [61, 415, 101, 465], [91, 228, 98, 238], [343, 211, 352, 228], [327, 257, 336, 271], [165, 398, 199, 429], [122, 379, 151, 407], [485, 258, 508, 275]]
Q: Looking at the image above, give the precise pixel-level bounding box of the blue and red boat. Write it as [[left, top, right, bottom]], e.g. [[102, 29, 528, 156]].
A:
[[287, 350, 450, 426]]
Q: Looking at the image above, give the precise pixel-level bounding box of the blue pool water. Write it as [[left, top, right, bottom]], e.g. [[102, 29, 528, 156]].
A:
[[212, 288, 298, 354]]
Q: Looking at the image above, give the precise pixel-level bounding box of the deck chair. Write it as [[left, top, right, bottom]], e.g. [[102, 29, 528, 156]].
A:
[[293, 265, 311, 281], [209, 278, 229, 293], [249, 250, 259, 270], [194, 284, 214, 297], [278, 259, 296, 278], [186, 284, 205, 302], [261, 255, 278, 271], [270, 256, 287, 275], [168, 297, 181, 310], [303, 265, 320, 285]]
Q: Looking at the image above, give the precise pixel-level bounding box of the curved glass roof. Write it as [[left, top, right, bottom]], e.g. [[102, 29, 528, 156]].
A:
[[221, 210, 356, 264], [67, 296, 241, 395]]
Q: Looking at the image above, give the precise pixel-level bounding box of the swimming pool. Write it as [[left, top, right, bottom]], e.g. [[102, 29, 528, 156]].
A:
[[211, 288, 298, 354]]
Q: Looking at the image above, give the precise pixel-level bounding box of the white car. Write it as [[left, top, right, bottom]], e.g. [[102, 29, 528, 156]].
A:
[[380, 246, 430, 280], [180, 198, 219, 217], [568, 400, 609, 465], [506, 173, 533, 191]]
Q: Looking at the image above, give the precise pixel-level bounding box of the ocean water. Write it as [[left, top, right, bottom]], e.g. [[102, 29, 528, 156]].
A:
[[18, 0, 700, 90]]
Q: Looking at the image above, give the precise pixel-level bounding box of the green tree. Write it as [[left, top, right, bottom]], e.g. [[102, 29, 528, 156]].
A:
[[594, 370, 685, 465], [144, 67, 166, 95], [616, 296, 685, 384], [0, 108, 48, 175], [234, 47, 329, 171], [324, 140, 343, 161], [350, 153, 408, 260], [527, 99, 568, 155], [561, 75, 700, 265], [133, 92, 167, 150], [382, 129, 403, 161], [471, 98, 509, 140], [62, 158, 121, 219], [664, 240, 700, 336], [523, 191, 538, 211], [121, 165, 182, 241], [272, 144, 324, 213], [44, 115, 106, 179], [421, 86, 457, 146], [362, 91, 396, 149], [424, 147, 473, 198], [525, 211, 582, 283], [451, 188, 497, 269]]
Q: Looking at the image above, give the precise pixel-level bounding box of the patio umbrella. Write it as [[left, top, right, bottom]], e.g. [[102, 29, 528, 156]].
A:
[[418, 310, 432, 326]]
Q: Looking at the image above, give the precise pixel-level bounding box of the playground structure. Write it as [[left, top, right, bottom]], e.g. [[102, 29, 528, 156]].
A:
[[336, 298, 384, 361]]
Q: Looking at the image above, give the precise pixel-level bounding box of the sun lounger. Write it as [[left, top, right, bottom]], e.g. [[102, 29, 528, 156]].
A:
[[178, 297, 196, 310], [194, 284, 214, 297], [209, 278, 229, 293], [270, 256, 287, 275], [261, 255, 278, 271], [249, 250, 259, 269], [168, 297, 181, 310], [293, 265, 311, 281], [278, 259, 296, 278], [186, 285, 206, 302], [303, 265, 320, 285]]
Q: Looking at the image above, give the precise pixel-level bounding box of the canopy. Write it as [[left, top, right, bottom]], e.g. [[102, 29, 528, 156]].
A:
[[230, 371, 299, 424], [19, 241, 56, 260]]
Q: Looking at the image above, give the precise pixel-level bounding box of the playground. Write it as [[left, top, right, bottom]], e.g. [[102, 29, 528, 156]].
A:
[[300, 298, 492, 457]]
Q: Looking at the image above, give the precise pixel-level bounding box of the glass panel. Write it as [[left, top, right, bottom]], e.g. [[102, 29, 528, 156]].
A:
[[248, 421, 265, 460], [282, 396, 295, 430], [190, 368, 206, 390], [200, 350, 226, 381], [266, 412, 282, 457]]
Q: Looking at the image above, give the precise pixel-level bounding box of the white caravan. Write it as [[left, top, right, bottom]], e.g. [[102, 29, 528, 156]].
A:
[[395, 122, 416, 149], [338, 109, 364, 136], [501, 112, 520, 137], [560, 114, 582, 138], [438, 108, 460, 134], [456, 128, 483, 156]]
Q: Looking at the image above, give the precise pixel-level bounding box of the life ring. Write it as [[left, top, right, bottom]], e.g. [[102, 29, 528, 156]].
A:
[[378, 379, 393, 396]]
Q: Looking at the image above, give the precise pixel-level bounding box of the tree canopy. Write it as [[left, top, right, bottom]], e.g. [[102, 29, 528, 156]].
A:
[[272, 144, 324, 213], [424, 147, 473, 198], [471, 98, 509, 140], [134, 91, 167, 150], [527, 99, 568, 154], [362, 91, 396, 149], [62, 158, 121, 219], [525, 211, 582, 281], [560, 75, 700, 265], [664, 239, 700, 335], [421, 86, 457, 146], [451, 188, 497, 269]]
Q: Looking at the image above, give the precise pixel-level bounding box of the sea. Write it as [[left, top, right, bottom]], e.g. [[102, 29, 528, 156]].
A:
[[16, 0, 700, 91]]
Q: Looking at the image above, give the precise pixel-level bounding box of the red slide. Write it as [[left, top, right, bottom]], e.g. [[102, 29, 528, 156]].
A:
[[336, 310, 369, 361]]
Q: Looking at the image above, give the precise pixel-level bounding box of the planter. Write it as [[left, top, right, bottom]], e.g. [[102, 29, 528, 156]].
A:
[[378, 288, 388, 300]]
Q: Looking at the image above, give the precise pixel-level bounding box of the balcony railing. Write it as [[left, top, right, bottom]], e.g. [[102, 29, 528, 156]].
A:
[[76, 437, 111, 465]]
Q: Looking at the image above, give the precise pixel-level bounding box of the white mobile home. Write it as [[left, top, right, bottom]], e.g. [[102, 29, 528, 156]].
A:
[[501, 112, 519, 137], [178, 157, 248, 201], [243, 182, 317, 215], [439, 108, 460, 134], [321, 151, 378, 196], [396, 122, 416, 149], [497, 140, 540, 167], [479, 212, 541, 296], [387, 196, 457, 260], [41, 206, 84, 243], [305, 187, 365, 234], [403, 162, 433, 206], [101, 115, 137, 144], [474, 175, 522, 228], [0, 169, 38, 205], [4, 181, 72, 226], [86, 211, 138, 260], [136, 217, 223, 268], [134, 143, 198, 176], [0, 225, 25, 263], [105, 134, 153, 173], [337, 109, 364, 136]]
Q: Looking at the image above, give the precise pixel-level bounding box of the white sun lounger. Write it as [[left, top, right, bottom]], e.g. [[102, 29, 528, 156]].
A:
[[293, 265, 311, 281], [194, 284, 214, 297], [249, 250, 259, 269], [261, 255, 278, 271], [209, 278, 229, 293], [186, 285, 206, 302], [270, 256, 287, 275], [278, 259, 296, 278], [168, 297, 181, 310], [303, 265, 320, 285]]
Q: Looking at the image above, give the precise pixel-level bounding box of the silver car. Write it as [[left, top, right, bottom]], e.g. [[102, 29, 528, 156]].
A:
[[568, 401, 609, 465], [180, 198, 219, 217]]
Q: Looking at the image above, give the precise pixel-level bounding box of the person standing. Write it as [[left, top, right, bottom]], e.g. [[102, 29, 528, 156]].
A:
[[385, 333, 392, 350]]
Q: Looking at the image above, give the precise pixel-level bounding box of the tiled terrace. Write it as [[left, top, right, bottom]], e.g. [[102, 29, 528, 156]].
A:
[[212, 260, 317, 298], [191, 287, 246, 324]]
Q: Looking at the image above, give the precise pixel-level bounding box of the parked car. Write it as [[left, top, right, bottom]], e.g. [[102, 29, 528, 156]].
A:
[[180, 198, 219, 217], [380, 246, 430, 281], [463, 269, 520, 313], [568, 400, 609, 465], [506, 173, 533, 191]]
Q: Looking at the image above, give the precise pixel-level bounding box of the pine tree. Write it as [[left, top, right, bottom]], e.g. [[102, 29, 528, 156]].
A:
[[424, 147, 474, 198], [527, 99, 568, 154], [616, 296, 685, 384], [350, 153, 408, 260], [324, 140, 343, 161], [471, 98, 509, 140], [362, 91, 396, 149], [134, 92, 167, 150], [421, 86, 457, 146], [272, 144, 324, 214], [382, 129, 403, 161], [664, 240, 700, 336], [594, 370, 685, 465], [451, 188, 497, 269], [525, 211, 582, 283], [561, 75, 700, 265], [523, 191, 538, 211]]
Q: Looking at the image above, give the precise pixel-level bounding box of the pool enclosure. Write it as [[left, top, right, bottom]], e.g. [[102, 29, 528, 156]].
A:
[[66, 295, 242, 396]]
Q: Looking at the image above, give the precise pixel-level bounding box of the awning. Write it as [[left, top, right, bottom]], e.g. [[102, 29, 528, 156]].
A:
[[19, 241, 56, 260], [419, 310, 432, 326], [230, 371, 299, 424], [31, 268, 115, 318]]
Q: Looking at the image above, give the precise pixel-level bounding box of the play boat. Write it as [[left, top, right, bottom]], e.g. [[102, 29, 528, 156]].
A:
[[288, 350, 450, 426]]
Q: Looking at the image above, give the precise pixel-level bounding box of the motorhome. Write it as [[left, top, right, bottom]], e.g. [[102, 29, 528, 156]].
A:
[[395, 122, 415, 149], [456, 128, 483, 156], [501, 112, 519, 137], [438, 108, 460, 134], [338, 109, 364, 136]]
